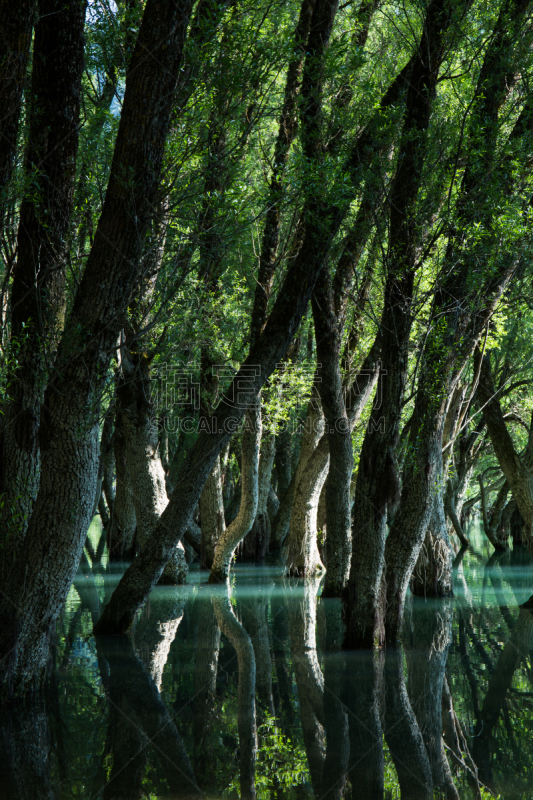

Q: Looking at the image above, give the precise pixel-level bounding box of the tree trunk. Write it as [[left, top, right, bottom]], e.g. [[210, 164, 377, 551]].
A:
[[313, 269, 353, 598], [209, 401, 261, 582], [0, 691, 56, 800], [284, 435, 329, 577], [411, 486, 454, 600], [0, 0, 196, 698], [270, 471, 296, 551], [199, 455, 225, 569], [107, 399, 137, 561], [0, 0, 36, 226], [92, 410, 115, 519], [242, 430, 275, 560], [119, 363, 187, 583], [0, 0, 86, 548], [101, 414, 116, 520], [284, 389, 328, 576], [274, 426, 292, 504], [478, 474, 509, 550], [345, 0, 471, 649]]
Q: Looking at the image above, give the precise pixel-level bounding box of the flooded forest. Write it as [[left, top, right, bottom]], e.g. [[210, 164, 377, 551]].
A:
[[2, 0, 533, 796]]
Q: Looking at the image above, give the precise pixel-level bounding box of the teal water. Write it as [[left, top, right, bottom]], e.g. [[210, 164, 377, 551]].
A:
[[2, 520, 533, 799]]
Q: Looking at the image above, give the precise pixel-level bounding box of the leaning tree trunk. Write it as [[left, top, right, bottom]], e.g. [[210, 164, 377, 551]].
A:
[[478, 475, 510, 551], [345, 0, 469, 649]]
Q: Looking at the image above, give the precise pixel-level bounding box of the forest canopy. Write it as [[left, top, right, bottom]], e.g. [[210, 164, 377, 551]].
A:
[[1, 0, 533, 701]]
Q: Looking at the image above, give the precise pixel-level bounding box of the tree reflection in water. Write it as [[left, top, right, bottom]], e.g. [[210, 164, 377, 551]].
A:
[[5, 543, 533, 799]]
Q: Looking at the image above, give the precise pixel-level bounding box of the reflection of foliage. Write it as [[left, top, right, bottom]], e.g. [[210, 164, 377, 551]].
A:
[[222, 714, 310, 798]]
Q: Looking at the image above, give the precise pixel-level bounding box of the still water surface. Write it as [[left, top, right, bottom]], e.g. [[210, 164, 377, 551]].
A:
[[3, 521, 533, 799]]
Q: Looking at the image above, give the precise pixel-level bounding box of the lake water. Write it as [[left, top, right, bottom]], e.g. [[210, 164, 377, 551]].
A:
[[2, 520, 533, 799]]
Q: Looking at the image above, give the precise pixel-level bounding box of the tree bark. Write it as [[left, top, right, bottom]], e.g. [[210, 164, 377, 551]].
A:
[[284, 399, 329, 576], [313, 269, 353, 597], [0, 0, 36, 227], [242, 430, 275, 560], [478, 474, 509, 550], [107, 397, 137, 561], [0, 0, 86, 548], [119, 360, 187, 583], [0, 0, 196, 698], [411, 483, 454, 600], [199, 455, 226, 568], [0, 691, 56, 800], [209, 401, 261, 582]]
